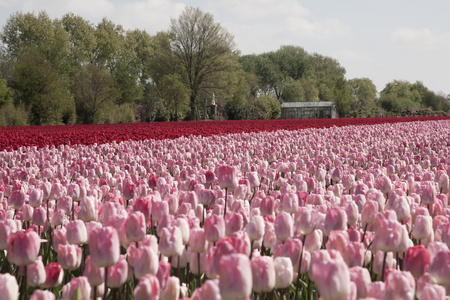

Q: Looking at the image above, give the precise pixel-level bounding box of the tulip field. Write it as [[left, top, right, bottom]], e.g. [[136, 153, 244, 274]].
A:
[[1, 116, 450, 300]]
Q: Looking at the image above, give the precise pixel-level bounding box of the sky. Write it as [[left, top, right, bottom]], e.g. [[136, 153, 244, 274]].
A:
[[1, 0, 449, 95]]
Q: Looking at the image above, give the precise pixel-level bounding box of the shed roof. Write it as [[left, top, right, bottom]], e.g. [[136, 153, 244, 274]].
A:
[[281, 101, 334, 108]]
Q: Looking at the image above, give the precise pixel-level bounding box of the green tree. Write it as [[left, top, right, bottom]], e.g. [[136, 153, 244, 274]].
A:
[[73, 64, 121, 124], [0, 76, 12, 107], [348, 78, 378, 110], [308, 53, 346, 102], [157, 73, 190, 121], [379, 80, 423, 113], [60, 13, 96, 68], [11, 52, 75, 125], [333, 77, 352, 117], [2, 11, 70, 74], [167, 7, 238, 120]]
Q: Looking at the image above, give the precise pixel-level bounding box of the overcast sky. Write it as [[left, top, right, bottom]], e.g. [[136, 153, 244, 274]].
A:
[[1, 0, 449, 95]]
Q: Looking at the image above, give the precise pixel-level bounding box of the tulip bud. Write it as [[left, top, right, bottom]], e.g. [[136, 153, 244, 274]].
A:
[[0, 273, 19, 300], [62, 276, 91, 300], [273, 256, 293, 289], [7, 229, 41, 266], [251, 256, 275, 293], [219, 253, 252, 300], [134, 274, 160, 300], [88, 226, 120, 268]]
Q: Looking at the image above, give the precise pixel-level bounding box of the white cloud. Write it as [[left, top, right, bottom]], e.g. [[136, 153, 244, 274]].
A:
[[391, 27, 438, 44]]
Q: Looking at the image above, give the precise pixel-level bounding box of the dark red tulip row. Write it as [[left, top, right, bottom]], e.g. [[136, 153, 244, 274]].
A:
[[2, 116, 449, 151]]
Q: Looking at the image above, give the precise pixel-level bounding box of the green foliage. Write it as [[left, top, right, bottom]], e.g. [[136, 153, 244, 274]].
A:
[[333, 77, 352, 117], [243, 96, 281, 119], [0, 76, 13, 107], [0, 102, 28, 126], [11, 51, 75, 125], [157, 73, 191, 121], [380, 94, 421, 113], [2, 11, 71, 74], [168, 7, 238, 120], [73, 64, 121, 124], [97, 103, 136, 124], [348, 78, 377, 110]]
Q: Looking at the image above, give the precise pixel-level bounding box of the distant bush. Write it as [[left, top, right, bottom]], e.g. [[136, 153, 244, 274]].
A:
[[96, 103, 136, 124], [0, 103, 29, 126]]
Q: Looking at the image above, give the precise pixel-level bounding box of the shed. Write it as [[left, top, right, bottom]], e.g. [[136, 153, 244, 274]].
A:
[[280, 101, 336, 119]]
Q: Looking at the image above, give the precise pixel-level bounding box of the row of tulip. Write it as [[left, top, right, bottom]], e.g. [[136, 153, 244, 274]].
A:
[[1, 116, 450, 151], [1, 119, 450, 299]]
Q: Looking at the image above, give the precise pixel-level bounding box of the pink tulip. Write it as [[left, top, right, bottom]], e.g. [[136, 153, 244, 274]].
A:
[[274, 211, 293, 242], [413, 215, 433, 243], [260, 196, 275, 216], [58, 244, 82, 271], [83, 255, 105, 287], [159, 226, 184, 258], [88, 226, 120, 268], [189, 228, 206, 253], [56, 196, 72, 216], [134, 274, 160, 300], [273, 256, 293, 289], [9, 189, 26, 211], [219, 253, 252, 300], [156, 261, 171, 290], [251, 256, 275, 293], [134, 246, 159, 279], [246, 215, 265, 241], [204, 214, 225, 243], [323, 207, 347, 236], [225, 212, 243, 236], [274, 238, 302, 268], [50, 183, 64, 200], [28, 188, 43, 208], [217, 166, 238, 190], [373, 218, 409, 253], [50, 209, 67, 228], [62, 276, 91, 300], [66, 220, 88, 245], [421, 183, 436, 206], [0, 273, 19, 300], [404, 245, 430, 278], [7, 229, 41, 266], [160, 276, 180, 300], [122, 177, 135, 200], [349, 266, 371, 298], [27, 256, 46, 287], [384, 269, 415, 300], [419, 283, 446, 300], [107, 254, 128, 288], [190, 251, 207, 276], [79, 196, 97, 222], [30, 290, 56, 300], [42, 263, 64, 288], [67, 183, 80, 202], [0, 219, 18, 250], [31, 207, 46, 227], [367, 281, 386, 299], [280, 192, 298, 214], [428, 250, 450, 286], [125, 211, 146, 243], [311, 258, 351, 300]]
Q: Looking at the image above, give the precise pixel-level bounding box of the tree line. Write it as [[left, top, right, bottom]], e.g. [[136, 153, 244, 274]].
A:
[[0, 7, 448, 126]]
